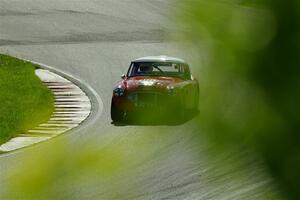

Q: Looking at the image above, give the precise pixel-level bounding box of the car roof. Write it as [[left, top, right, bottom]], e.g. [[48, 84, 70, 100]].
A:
[[132, 55, 186, 64]]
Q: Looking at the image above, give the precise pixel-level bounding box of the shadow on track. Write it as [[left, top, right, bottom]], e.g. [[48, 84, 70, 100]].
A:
[[111, 110, 199, 126]]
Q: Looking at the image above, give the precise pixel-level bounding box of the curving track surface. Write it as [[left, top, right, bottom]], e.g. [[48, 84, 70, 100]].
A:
[[0, 1, 278, 199]]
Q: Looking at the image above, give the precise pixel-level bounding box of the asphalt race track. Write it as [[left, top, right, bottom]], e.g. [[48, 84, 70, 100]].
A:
[[0, 1, 278, 199]]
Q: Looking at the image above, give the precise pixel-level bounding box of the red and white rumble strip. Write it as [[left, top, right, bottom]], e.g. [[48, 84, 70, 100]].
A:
[[0, 69, 91, 152]]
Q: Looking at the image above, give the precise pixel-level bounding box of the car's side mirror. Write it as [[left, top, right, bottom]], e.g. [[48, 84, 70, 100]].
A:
[[121, 74, 126, 79]]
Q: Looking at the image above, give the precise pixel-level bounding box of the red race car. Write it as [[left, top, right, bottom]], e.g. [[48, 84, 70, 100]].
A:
[[111, 56, 199, 122]]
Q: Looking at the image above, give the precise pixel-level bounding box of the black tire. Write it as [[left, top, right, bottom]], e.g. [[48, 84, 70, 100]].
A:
[[111, 100, 124, 122]]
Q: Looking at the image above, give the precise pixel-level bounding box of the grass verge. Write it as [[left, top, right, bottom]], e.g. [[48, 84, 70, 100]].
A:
[[0, 54, 54, 144]]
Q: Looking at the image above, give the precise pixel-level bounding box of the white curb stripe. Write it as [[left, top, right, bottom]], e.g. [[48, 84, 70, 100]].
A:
[[46, 121, 80, 124], [53, 92, 83, 95], [55, 101, 90, 104], [0, 69, 92, 152], [0, 137, 52, 152], [34, 126, 72, 130], [39, 123, 78, 128], [55, 98, 90, 102], [28, 130, 66, 134], [49, 117, 88, 120], [47, 85, 77, 88], [53, 111, 90, 115], [52, 113, 89, 117]]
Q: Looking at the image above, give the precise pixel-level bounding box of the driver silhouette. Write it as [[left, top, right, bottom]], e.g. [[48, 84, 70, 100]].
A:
[[139, 65, 153, 74]]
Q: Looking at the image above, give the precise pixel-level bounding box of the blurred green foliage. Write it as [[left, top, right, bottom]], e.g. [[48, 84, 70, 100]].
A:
[[0, 54, 54, 144], [177, 0, 300, 199], [5, 141, 124, 199], [1, 126, 186, 199]]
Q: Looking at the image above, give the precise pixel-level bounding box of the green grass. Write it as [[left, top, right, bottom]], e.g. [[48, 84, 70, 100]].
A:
[[0, 54, 54, 144]]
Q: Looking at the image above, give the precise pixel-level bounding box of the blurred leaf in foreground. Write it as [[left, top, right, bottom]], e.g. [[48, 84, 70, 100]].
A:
[[176, 0, 300, 199]]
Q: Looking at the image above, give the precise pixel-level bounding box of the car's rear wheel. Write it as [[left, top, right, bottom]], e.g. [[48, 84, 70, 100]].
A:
[[111, 100, 124, 122]]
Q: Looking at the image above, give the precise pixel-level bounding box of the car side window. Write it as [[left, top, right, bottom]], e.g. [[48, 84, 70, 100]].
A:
[[185, 64, 191, 74], [127, 62, 137, 77], [182, 64, 191, 80]]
